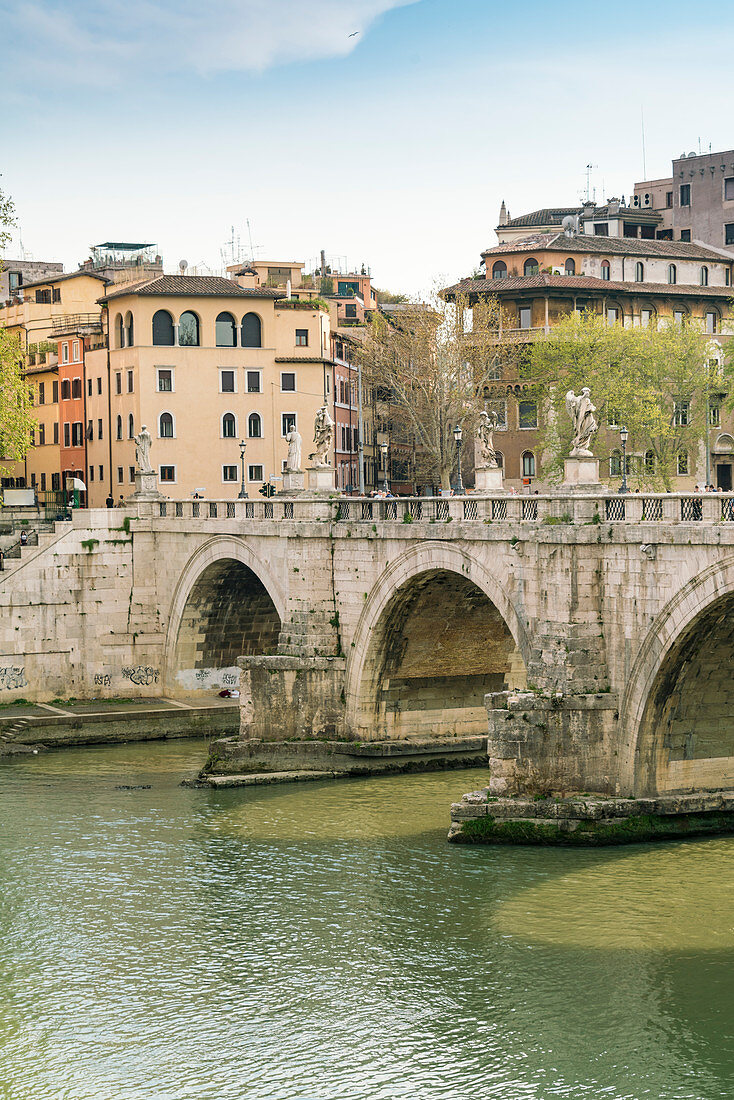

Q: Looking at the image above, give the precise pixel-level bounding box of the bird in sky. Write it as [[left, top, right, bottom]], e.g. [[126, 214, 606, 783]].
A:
[[349, 31, 359, 37]]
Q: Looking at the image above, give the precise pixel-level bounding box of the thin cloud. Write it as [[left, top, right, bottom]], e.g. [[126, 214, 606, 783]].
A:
[[3, 0, 420, 79]]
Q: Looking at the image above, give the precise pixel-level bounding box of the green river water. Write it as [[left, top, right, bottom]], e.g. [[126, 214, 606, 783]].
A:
[[2, 737, 734, 1100]]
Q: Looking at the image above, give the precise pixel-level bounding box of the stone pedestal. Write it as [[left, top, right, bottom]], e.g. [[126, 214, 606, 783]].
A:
[[474, 466, 505, 494], [282, 470, 305, 494], [307, 466, 335, 494], [129, 471, 163, 501], [563, 456, 602, 490]]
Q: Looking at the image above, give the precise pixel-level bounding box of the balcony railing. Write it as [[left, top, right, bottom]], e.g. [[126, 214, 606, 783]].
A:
[[50, 313, 102, 334]]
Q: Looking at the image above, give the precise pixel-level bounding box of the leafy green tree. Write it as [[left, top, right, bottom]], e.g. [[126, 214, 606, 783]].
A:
[[529, 311, 727, 489], [0, 186, 36, 476]]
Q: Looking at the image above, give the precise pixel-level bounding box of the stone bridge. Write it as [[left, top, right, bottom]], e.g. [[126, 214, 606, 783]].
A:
[[4, 490, 734, 797]]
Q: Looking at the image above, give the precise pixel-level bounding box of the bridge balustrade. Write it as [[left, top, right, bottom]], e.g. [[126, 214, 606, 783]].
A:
[[142, 492, 734, 528]]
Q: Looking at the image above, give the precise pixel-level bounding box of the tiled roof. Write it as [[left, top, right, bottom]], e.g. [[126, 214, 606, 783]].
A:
[[502, 208, 581, 229], [482, 233, 731, 262], [22, 270, 109, 289], [101, 275, 286, 300], [444, 274, 734, 299]]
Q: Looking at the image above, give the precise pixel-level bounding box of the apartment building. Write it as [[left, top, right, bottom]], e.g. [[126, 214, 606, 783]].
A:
[[446, 232, 734, 490], [633, 148, 734, 247]]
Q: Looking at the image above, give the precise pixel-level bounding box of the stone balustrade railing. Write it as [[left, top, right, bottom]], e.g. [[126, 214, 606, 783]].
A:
[[139, 492, 734, 526]]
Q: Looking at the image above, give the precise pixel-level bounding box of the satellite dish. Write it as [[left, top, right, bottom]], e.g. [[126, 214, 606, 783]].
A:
[[179, 259, 188, 273], [562, 215, 577, 236], [689, 152, 696, 159]]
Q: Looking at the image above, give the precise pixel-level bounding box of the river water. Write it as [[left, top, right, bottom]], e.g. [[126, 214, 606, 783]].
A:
[[2, 738, 734, 1100]]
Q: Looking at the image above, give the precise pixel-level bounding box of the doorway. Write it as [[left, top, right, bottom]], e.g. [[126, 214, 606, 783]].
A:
[[717, 463, 732, 491]]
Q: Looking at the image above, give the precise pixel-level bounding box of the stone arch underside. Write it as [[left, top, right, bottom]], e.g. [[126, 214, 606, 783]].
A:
[[171, 558, 281, 694], [354, 568, 527, 740], [634, 591, 734, 795]]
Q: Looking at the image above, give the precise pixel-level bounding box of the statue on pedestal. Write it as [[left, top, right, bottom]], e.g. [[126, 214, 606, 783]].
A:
[[286, 428, 303, 472], [565, 388, 598, 458], [134, 425, 154, 474], [476, 410, 499, 469], [310, 405, 334, 467]]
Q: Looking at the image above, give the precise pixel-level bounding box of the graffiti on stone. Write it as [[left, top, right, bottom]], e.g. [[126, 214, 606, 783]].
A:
[[121, 665, 160, 686], [0, 666, 28, 691], [94, 673, 112, 687]]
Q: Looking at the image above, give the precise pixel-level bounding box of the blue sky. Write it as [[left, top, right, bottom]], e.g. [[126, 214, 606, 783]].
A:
[[2, 0, 733, 294]]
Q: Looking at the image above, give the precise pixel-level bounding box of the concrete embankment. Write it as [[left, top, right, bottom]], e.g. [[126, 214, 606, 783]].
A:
[[196, 734, 488, 786], [0, 698, 238, 754], [448, 788, 734, 845]]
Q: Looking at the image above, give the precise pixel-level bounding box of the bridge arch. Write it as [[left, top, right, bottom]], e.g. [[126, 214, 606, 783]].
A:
[[622, 554, 734, 796], [345, 543, 529, 740], [164, 537, 285, 695]]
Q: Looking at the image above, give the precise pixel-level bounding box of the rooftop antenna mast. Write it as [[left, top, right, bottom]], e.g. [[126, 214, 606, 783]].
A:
[[585, 164, 598, 203], [641, 106, 647, 179]]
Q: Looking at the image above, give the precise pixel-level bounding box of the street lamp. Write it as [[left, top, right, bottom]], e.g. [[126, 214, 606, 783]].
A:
[[238, 439, 248, 499], [380, 440, 390, 495], [454, 424, 464, 494], [619, 425, 629, 494]]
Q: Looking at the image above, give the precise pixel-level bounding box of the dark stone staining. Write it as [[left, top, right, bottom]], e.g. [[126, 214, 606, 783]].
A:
[[175, 560, 281, 671]]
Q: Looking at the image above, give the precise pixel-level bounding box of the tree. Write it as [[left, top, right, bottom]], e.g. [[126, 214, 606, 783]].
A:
[[0, 185, 36, 477], [374, 287, 409, 305], [357, 291, 524, 490], [528, 310, 727, 489]]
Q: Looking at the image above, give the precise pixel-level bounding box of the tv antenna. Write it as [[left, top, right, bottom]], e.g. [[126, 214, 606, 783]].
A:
[[585, 164, 598, 202], [245, 219, 263, 262]]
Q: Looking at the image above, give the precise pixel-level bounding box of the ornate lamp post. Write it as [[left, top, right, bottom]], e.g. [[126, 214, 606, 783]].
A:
[[380, 440, 390, 495], [620, 425, 629, 494], [454, 424, 464, 494], [238, 439, 248, 499]]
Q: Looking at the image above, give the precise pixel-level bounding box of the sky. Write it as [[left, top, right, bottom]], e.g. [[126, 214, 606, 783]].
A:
[[2, 0, 734, 295]]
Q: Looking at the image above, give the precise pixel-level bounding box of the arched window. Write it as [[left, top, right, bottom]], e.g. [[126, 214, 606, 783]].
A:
[[222, 412, 237, 438], [564, 258, 576, 275], [128, 413, 134, 439], [644, 449, 656, 474], [248, 412, 262, 438], [216, 311, 236, 347], [523, 258, 539, 276], [494, 450, 504, 468], [492, 261, 507, 280], [668, 264, 677, 285], [601, 261, 610, 281], [116, 415, 122, 441], [241, 312, 262, 348], [115, 313, 124, 348], [609, 450, 622, 477], [159, 412, 174, 438], [178, 311, 200, 346], [522, 451, 536, 478], [152, 309, 174, 346], [700, 266, 709, 286], [635, 261, 644, 282], [125, 311, 134, 346]]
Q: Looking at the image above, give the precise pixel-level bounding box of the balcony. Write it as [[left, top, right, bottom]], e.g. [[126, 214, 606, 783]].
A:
[[50, 313, 102, 335]]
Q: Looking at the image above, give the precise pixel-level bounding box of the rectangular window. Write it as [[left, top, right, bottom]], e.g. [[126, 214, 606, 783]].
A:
[[680, 184, 691, 206], [127, 370, 134, 393], [71, 378, 82, 399], [160, 466, 175, 482], [710, 405, 721, 427], [247, 370, 261, 393], [295, 329, 308, 346], [53, 422, 59, 445], [97, 377, 102, 395], [62, 343, 69, 363], [117, 466, 124, 483], [98, 418, 103, 439], [63, 423, 70, 447], [725, 178, 734, 201], [157, 368, 173, 392], [61, 379, 70, 400], [519, 307, 532, 330], [607, 307, 618, 325], [248, 464, 264, 481], [51, 473, 60, 491], [706, 311, 717, 335], [282, 412, 296, 436], [674, 310, 685, 326], [72, 340, 79, 361], [115, 372, 122, 395], [72, 422, 83, 446], [89, 467, 94, 482], [666, 191, 673, 208], [53, 288, 61, 303], [39, 382, 45, 404], [39, 424, 45, 445], [641, 309, 652, 329], [674, 401, 690, 426], [680, 229, 691, 242], [35, 289, 51, 304], [677, 452, 689, 475], [518, 400, 537, 429], [87, 378, 92, 397], [222, 465, 238, 482], [30, 472, 36, 488], [87, 420, 93, 440], [725, 225, 734, 246], [280, 372, 296, 392], [40, 473, 46, 491], [220, 369, 236, 393], [130, 466, 136, 483]]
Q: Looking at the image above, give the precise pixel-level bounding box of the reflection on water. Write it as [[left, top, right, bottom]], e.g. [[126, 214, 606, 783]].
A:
[[1, 739, 734, 1099]]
